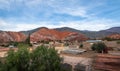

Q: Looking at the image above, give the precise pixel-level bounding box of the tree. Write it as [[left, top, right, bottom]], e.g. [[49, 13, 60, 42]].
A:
[[30, 46, 61, 71], [0, 45, 62, 71], [91, 43, 97, 51], [5, 47, 30, 71], [91, 42, 107, 53], [25, 33, 32, 46]]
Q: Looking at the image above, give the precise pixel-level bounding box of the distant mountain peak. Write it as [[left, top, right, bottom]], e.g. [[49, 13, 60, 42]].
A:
[[30, 27, 88, 42], [20, 26, 120, 39], [39, 27, 49, 29], [103, 27, 120, 33]]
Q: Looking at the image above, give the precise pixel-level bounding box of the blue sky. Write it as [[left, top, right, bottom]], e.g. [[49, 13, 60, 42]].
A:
[[0, 0, 120, 31]]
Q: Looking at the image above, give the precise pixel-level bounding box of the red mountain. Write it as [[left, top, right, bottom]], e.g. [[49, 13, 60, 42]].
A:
[[65, 33, 88, 41], [107, 34, 120, 40], [0, 31, 26, 43], [0, 27, 88, 43], [30, 27, 88, 42]]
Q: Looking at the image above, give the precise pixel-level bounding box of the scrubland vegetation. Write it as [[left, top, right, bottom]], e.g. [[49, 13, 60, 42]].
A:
[[0, 45, 62, 71]]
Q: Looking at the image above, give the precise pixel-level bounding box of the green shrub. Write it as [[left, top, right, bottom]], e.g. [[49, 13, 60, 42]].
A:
[[116, 40, 120, 44], [103, 37, 113, 41], [91, 43, 97, 51], [7, 41, 32, 48], [45, 41, 49, 44], [0, 46, 62, 71], [91, 42, 107, 53], [9, 42, 19, 47], [31, 46, 61, 71], [79, 44, 83, 48], [64, 43, 69, 46], [17, 43, 30, 48], [103, 37, 120, 41]]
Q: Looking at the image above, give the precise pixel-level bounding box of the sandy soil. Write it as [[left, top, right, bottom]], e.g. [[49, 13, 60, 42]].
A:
[[61, 55, 93, 66]]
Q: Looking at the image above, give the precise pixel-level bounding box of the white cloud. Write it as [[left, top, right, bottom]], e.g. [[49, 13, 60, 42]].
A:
[[45, 0, 89, 17], [0, 19, 8, 26], [57, 19, 112, 31], [0, 0, 119, 32], [0, 0, 104, 18], [54, 7, 88, 17], [0, 18, 119, 31], [44, 0, 105, 18], [0, 19, 37, 31]]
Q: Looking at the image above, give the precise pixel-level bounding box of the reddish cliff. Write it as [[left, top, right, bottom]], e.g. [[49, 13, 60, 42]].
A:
[[107, 34, 120, 40], [94, 54, 120, 71], [30, 28, 88, 42], [65, 33, 88, 41], [0, 28, 88, 43], [0, 31, 26, 43]]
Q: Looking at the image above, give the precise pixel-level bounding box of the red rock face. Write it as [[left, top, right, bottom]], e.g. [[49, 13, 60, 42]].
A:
[[0, 31, 26, 43], [94, 54, 120, 71], [65, 33, 88, 41], [30, 28, 88, 42], [107, 34, 120, 39], [0, 28, 88, 43]]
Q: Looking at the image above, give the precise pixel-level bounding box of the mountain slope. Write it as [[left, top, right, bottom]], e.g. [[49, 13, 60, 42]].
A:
[[20, 26, 120, 39], [54, 27, 80, 32], [0, 27, 119, 43], [21, 27, 48, 35], [101, 27, 120, 33], [107, 34, 120, 40], [55, 27, 120, 39], [30, 27, 88, 42], [0, 31, 27, 43]]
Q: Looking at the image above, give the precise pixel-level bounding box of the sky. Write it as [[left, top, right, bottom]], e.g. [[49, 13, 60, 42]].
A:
[[0, 0, 120, 31]]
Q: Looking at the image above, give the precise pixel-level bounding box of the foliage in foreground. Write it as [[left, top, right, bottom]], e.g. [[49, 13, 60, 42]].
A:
[[0, 46, 62, 71]]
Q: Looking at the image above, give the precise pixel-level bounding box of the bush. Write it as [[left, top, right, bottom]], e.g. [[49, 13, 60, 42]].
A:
[[64, 43, 69, 46], [17, 43, 30, 48], [79, 44, 83, 48], [91, 42, 107, 53], [30, 46, 61, 71], [61, 63, 72, 71], [8, 42, 32, 48], [0, 46, 62, 71], [9, 42, 19, 47], [91, 43, 97, 51], [103, 37, 120, 41], [103, 37, 113, 41], [44, 41, 49, 44], [116, 40, 120, 44]]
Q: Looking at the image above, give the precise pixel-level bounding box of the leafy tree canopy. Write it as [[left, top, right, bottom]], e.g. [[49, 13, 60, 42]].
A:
[[91, 42, 107, 53], [0, 45, 62, 71]]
